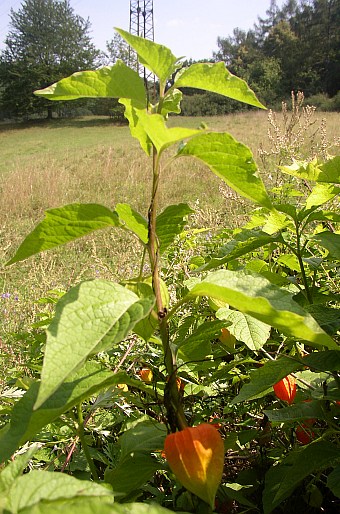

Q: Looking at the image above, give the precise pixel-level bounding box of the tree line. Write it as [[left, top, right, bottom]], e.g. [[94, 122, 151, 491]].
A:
[[0, 0, 339, 120]]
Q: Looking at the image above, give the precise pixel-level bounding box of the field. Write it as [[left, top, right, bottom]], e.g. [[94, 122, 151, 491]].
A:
[[0, 110, 339, 371]]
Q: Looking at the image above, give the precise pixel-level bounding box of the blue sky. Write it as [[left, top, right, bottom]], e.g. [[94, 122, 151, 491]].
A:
[[0, 0, 286, 59]]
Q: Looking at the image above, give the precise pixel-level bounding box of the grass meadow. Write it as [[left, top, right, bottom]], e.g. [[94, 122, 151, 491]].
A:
[[0, 110, 339, 381]]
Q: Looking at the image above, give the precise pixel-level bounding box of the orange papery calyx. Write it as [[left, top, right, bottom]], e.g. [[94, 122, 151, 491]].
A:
[[273, 374, 297, 404], [164, 423, 225, 508]]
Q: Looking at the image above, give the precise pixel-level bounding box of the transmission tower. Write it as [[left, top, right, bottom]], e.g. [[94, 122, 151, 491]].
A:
[[129, 1, 154, 79]]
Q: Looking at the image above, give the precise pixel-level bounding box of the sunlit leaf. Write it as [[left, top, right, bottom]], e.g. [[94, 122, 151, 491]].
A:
[[216, 308, 271, 351], [116, 203, 148, 244], [6, 204, 120, 265], [34, 61, 146, 106], [177, 132, 272, 209], [187, 270, 337, 349], [35, 280, 154, 408], [118, 99, 152, 155], [157, 203, 194, 254], [174, 62, 265, 108], [116, 28, 182, 83]]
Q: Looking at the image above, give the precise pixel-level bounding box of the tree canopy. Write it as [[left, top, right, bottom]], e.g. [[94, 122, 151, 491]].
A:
[[0, 0, 100, 118]]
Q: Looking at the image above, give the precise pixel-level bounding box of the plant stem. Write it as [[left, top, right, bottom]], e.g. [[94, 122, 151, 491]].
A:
[[77, 403, 98, 481]]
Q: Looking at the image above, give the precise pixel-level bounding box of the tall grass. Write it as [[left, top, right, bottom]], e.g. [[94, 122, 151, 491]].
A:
[[0, 111, 339, 365]]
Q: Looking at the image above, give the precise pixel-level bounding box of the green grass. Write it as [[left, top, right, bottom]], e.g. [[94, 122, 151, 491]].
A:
[[0, 110, 339, 375]]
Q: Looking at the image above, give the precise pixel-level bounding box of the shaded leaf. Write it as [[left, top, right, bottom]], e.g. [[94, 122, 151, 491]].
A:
[[115, 203, 148, 244], [156, 203, 194, 254], [0, 362, 154, 463], [264, 400, 327, 423], [177, 320, 227, 361], [312, 231, 340, 260], [232, 356, 303, 404], [327, 466, 340, 499], [263, 442, 340, 513]]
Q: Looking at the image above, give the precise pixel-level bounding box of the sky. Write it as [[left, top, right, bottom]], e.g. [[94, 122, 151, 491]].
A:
[[0, 0, 286, 59]]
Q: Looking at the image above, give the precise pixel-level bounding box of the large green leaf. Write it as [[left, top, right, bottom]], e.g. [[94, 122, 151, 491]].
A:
[[156, 203, 194, 254], [187, 270, 338, 350], [0, 446, 39, 494], [263, 441, 340, 513], [327, 466, 340, 499], [137, 110, 202, 154], [177, 320, 227, 361], [174, 62, 265, 108], [19, 500, 178, 514], [0, 362, 154, 463], [119, 420, 167, 460], [6, 204, 120, 265], [302, 350, 340, 371], [312, 231, 340, 260], [216, 308, 271, 351], [115, 203, 148, 244], [35, 280, 155, 409], [177, 133, 272, 209], [264, 400, 327, 423], [34, 61, 146, 106], [280, 156, 340, 184], [116, 28, 182, 83], [305, 183, 340, 209], [118, 99, 152, 155], [5, 471, 112, 514], [198, 230, 282, 271], [232, 356, 303, 404]]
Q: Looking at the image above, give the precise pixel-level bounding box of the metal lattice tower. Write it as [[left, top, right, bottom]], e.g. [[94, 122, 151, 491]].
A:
[[129, 1, 154, 78]]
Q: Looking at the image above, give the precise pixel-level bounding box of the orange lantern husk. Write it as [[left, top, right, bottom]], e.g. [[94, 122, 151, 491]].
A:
[[164, 423, 224, 508], [273, 375, 296, 404]]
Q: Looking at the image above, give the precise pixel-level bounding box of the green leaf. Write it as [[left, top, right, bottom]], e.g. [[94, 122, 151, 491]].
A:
[[306, 183, 340, 209], [277, 254, 301, 272], [177, 320, 227, 361], [0, 446, 39, 494], [116, 28, 181, 83], [18, 499, 177, 514], [119, 99, 152, 155], [318, 156, 340, 183], [35, 280, 155, 409], [262, 209, 293, 234], [115, 203, 148, 244], [198, 230, 282, 271], [177, 133, 272, 209], [216, 309, 271, 351], [174, 62, 265, 109], [264, 400, 327, 423], [105, 453, 162, 495], [232, 356, 302, 404], [327, 466, 340, 498], [6, 204, 120, 265], [280, 156, 340, 184], [263, 442, 340, 513], [137, 110, 202, 154], [0, 362, 153, 463], [156, 203, 194, 254], [312, 231, 340, 260], [301, 350, 340, 371], [161, 89, 183, 115], [34, 61, 146, 106], [119, 420, 167, 460], [187, 270, 338, 350], [6, 471, 112, 513]]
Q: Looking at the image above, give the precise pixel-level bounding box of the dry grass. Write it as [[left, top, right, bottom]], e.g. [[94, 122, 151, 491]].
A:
[[0, 110, 338, 346]]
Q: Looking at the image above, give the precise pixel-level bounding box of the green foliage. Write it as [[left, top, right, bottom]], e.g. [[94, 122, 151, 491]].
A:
[[0, 0, 100, 118], [1, 26, 339, 514]]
